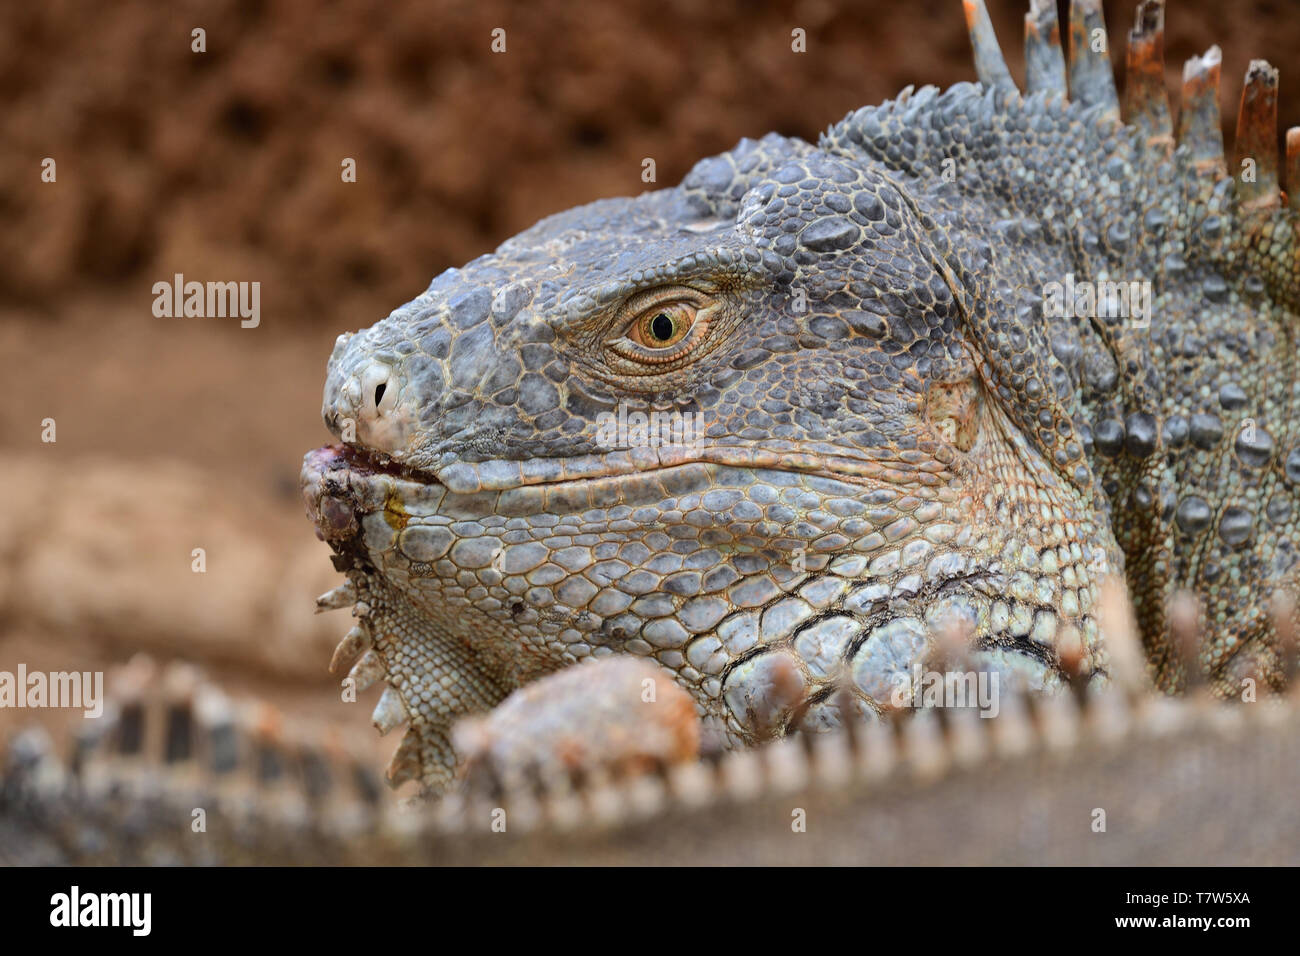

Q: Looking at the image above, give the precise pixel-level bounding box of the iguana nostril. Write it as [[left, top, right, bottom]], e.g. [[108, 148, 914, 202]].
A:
[[356, 363, 392, 419]]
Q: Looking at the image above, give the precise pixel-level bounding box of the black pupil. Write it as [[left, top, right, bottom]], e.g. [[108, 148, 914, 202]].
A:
[[650, 312, 674, 341]]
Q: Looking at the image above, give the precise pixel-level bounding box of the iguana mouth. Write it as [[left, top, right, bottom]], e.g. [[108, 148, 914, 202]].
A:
[[311, 438, 957, 496], [335, 442, 443, 484], [301, 444, 426, 544]]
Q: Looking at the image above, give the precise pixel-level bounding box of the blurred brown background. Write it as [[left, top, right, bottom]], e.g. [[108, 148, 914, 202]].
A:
[[1, 0, 1295, 737]]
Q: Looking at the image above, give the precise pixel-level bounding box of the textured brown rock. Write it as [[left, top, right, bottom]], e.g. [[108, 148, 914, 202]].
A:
[[0, 455, 342, 684]]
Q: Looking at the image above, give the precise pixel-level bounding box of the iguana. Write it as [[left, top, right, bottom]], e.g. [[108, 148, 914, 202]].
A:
[[300, 0, 1300, 796]]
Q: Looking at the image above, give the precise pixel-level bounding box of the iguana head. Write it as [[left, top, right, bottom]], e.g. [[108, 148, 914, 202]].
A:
[[303, 124, 1114, 790], [304, 0, 1298, 792]]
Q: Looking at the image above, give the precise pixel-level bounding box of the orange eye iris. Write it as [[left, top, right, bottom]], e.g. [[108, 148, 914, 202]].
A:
[[628, 303, 694, 349]]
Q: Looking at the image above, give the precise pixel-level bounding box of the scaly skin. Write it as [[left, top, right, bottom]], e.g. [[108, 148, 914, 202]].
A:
[[302, 0, 1300, 793]]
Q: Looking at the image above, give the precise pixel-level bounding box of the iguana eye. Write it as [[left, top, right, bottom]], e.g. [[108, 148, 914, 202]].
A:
[[630, 304, 695, 349], [607, 289, 712, 367]]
